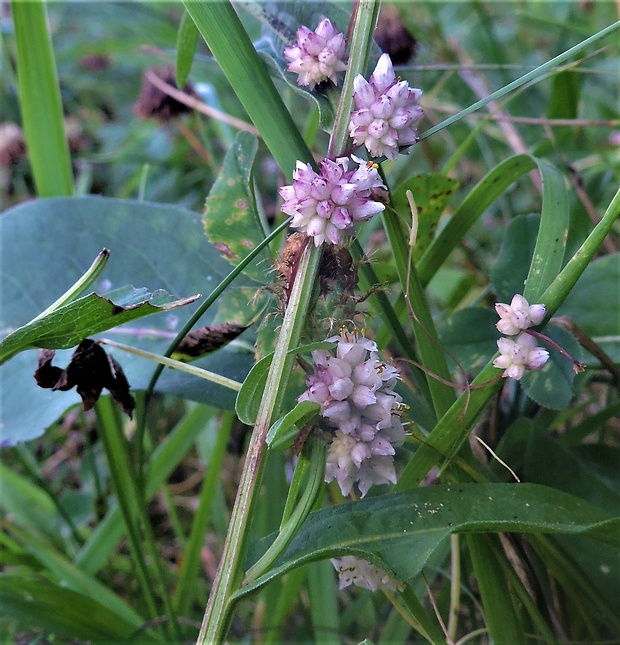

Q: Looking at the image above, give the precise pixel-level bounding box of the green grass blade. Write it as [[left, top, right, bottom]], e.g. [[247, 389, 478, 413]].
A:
[[419, 21, 620, 142], [173, 411, 233, 616], [182, 0, 312, 172], [12, 0, 73, 196], [523, 160, 569, 300], [383, 205, 456, 418], [76, 403, 214, 574]]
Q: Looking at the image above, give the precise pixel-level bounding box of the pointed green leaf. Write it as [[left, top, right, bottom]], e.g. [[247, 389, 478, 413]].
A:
[[0, 286, 199, 365]]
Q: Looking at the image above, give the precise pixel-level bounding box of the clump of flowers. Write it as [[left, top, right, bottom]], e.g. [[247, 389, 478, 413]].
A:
[[279, 156, 386, 246], [493, 332, 550, 381], [493, 294, 549, 380], [284, 18, 347, 90], [495, 294, 546, 336], [349, 53, 423, 160], [298, 328, 406, 497], [332, 556, 402, 592]]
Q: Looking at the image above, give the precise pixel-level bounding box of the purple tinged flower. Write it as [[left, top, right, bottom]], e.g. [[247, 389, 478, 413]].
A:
[[284, 18, 347, 90], [299, 328, 406, 497], [331, 556, 402, 592], [349, 53, 423, 160], [493, 332, 550, 380], [279, 156, 386, 246], [495, 294, 546, 336]]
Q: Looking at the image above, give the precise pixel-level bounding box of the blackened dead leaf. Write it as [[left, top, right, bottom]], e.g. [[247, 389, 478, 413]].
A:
[[172, 323, 247, 361], [34, 350, 65, 389], [34, 339, 135, 417]]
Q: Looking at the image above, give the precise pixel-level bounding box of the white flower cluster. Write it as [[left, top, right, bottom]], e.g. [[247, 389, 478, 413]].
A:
[[332, 555, 401, 592], [284, 18, 347, 90], [349, 53, 423, 160], [298, 329, 406, 497], [493, 294, 549, 380], [279, 156, 386, 246]]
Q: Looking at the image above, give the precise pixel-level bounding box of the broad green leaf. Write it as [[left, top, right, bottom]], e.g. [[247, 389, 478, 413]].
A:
[[438, 307, 498, 373], [242, 483, 620, 597], [522, 325, 583, 410], [391, 174, 458, 261], [0, 573, 147, 641], [497, 421, 620, 628], [0, 196, 254, 445], [557, 254, 620, 363], [490, 214, 539, 301], [0, 285, 198, 365], [497, 421, 620, 514], [267, 400, 320, 449], [204, 131, 269, 283]]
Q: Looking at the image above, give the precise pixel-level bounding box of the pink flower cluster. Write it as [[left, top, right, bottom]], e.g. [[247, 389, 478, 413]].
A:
[[349, 53, 423, 160], [299, 329, 406, 497], [284, 18, 347, 90], [493, 294, 549, 380], [279, 156, 386, 246]]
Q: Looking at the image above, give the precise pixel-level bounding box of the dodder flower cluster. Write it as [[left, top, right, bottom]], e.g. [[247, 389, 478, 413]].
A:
[[349, 53, 423, 160], [299, 329, 406, 497], [284, 18, 347, 90], [493, 294, 549, 380], [332, 556, 401, 592], [279, 156, 386, 246]]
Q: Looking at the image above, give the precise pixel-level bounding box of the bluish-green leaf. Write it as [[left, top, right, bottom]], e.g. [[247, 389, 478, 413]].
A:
[[490, 214, 540, 301], [439, 307, 498, 373], [0, 196, 255, 445], [557, 254, 620, 363], [522, 325, 583, 410]]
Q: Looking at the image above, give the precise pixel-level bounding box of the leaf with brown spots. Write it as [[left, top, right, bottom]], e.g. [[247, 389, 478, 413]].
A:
[[392, 174, 459, 261], [203, 131, 269, 283]]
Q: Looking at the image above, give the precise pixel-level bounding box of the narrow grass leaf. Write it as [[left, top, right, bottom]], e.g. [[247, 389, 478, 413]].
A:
[[12, 1, 73, 197]]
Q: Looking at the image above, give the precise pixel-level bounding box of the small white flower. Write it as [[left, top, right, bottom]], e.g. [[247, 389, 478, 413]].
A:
[[331, 556, 402, 592], [493, 332, 549, 380], [495, 294, 546, 336], [284, 18, 347, 90], [348, 53, 423, 160], [279, 157, 386, 246]]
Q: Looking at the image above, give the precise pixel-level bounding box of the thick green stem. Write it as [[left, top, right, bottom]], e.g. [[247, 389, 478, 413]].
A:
[[197, 244, 322, 642], [195, 2, 381, 640]]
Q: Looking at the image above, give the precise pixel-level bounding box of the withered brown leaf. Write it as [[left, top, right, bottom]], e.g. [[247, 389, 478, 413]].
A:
[[173, 323, 247, 361], [34, 339, 135, 418]]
